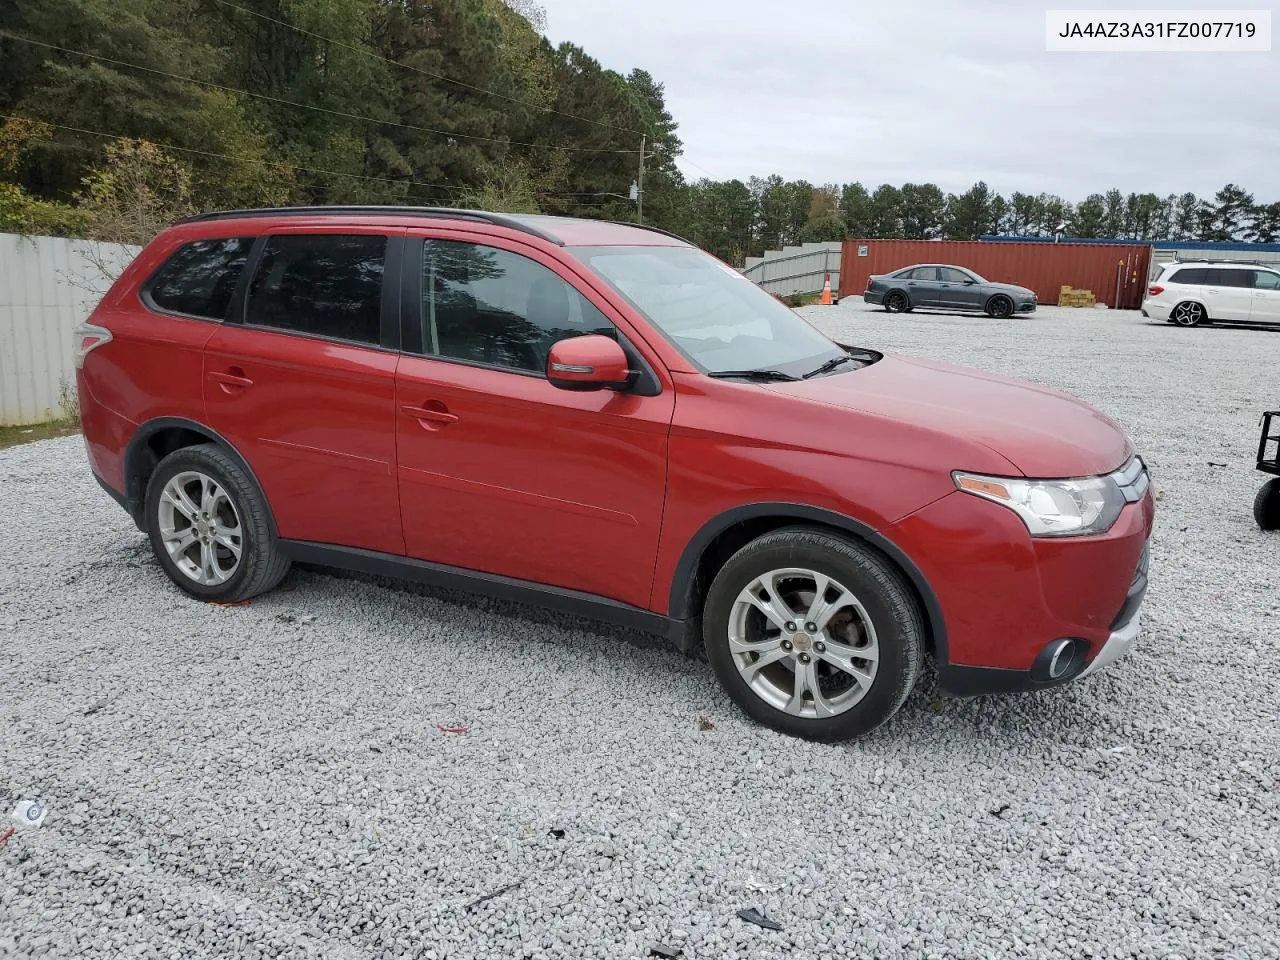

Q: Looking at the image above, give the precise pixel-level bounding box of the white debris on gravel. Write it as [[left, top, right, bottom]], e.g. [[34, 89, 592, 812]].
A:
[[2, 301, 1278, 959]]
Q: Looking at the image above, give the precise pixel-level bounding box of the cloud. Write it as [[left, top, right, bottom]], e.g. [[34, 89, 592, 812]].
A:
[[539, 0, 1280, 200]]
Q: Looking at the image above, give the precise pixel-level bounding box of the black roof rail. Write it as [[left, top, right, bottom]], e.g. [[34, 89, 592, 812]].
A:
[[602, 219, 694, 246], [1170, 256, 1278, 267], [173, 205, 566, 246]]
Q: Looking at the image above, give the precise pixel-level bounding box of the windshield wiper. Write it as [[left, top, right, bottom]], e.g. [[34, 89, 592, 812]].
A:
[[707, 368, 801, 382], [801, 353, 859, 379]]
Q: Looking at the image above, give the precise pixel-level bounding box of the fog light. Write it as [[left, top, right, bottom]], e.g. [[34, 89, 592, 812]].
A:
[[1031, 638, 1085, 682]]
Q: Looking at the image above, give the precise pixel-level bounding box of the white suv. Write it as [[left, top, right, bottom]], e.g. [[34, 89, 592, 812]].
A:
[[1143, 261, 1280, 327]]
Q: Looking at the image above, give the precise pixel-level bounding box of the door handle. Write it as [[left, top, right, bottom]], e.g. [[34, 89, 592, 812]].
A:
[[208, 369, 254, 392], [401, 403, 459, 427]]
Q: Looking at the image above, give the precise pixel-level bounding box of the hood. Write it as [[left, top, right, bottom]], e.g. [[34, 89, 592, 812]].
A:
[[775, 353, 1131, 477], [987, 280, 1035, 296]]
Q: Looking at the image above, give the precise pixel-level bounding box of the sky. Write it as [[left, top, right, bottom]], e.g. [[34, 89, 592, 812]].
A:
[[539, 0, 1280, 202]]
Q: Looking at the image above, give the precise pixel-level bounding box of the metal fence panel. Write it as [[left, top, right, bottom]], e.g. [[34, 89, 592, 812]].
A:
[[0, 233, 140, 425], [743, 242, 841, 296]]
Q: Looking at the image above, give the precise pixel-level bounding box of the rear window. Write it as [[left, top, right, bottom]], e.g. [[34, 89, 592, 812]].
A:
[[244, 234, 387, 345], [146, 237, 254, 320]]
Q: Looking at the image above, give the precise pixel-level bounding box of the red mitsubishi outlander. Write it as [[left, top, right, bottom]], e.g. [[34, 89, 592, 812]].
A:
[[74, 207, 1154, 740]]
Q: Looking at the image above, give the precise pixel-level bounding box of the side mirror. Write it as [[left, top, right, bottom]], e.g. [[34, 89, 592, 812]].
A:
[[964, 279, 978, 285], [546, 334, 632, 391]]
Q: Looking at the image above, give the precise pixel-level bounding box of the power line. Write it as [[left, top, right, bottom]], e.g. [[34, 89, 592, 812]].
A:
[[211, 0, 648, 138], [0, 112, 472, 196], [0, 32, 641, 155]]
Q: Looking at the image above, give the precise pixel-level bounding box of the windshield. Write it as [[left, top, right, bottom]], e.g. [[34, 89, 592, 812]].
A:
[[569, 245, 845, 375]]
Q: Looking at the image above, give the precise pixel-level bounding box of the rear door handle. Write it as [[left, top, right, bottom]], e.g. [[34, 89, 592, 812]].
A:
[[401, 403, 459, 427], [208, 369, 254, 392]]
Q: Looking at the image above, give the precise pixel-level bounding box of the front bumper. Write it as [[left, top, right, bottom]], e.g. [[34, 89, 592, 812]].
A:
[[1076, 609, 1141, 680], [1017, 298, 1037, 313]]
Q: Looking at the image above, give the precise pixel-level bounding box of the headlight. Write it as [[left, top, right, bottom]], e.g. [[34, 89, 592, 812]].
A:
[[952, 471, 1126, 537]]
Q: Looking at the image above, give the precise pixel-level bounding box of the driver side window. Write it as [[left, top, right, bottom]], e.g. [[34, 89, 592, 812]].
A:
[[421, 240, 616, 374], [938, 267, 970, 283]]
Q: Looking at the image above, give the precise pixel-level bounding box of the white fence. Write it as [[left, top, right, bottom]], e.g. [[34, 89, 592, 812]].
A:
[[0, 233, 140, 426], [743, 241, 842, 297]]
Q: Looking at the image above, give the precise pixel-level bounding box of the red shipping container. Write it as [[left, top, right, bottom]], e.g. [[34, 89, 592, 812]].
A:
[[839, 239, 1152, 310]]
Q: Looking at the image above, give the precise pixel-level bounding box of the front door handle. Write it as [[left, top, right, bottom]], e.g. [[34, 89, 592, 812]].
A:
[[208, 369, 254, 392], [401, 403, 459, 428]]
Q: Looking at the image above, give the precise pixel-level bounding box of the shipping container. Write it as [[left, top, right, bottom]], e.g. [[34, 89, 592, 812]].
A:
[[839, 239, 1152, 310]]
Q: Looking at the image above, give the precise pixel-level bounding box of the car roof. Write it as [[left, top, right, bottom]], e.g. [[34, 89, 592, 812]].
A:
[[174, 206, 690, 248]]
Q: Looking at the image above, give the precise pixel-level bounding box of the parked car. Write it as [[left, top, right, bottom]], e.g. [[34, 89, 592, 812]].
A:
[[75, 206, 1153, 741], [1142, 260, 1280, 327], [864, 264, 1038, 318]]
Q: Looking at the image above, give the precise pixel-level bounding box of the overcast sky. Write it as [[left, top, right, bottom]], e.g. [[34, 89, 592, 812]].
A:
[[540, 0, 1280, 202]]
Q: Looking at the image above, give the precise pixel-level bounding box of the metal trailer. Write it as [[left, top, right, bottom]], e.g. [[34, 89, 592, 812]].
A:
[[1254, 411, 1280, 530]]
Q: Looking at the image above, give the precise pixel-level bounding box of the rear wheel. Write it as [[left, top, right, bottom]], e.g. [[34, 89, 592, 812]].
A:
[[1171, 301, 1206, 327], [986, 296, 1013, 319], [884, 291, 909, 313], [702, 527, 924, 741], [144, 443, 290, 602], [1254, 478, 1280, 531]]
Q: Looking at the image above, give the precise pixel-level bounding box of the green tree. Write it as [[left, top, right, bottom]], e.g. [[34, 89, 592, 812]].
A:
[[1247, 202, 1280, 244], [944, 181, 995, 240], [866, 184, 902, 238], [1199, 183, 1254, 241], [898, 182, 945, 239], [801, 183, 841, 242], [1071, 194, 1107, 237], [838, 182, 872, 238]]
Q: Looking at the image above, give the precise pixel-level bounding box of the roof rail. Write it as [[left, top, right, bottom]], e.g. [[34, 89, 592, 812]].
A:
[[603, 220, 694, 246], [173, 205, 566, 246], [1171, 256, 1278, 266]]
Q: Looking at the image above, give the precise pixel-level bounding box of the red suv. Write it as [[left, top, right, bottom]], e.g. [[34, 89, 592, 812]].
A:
[[74, 207, 1154, 740]]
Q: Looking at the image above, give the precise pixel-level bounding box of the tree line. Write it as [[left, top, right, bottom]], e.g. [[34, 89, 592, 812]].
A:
[[679, 179, 1280, 266], [1, 0, 1277, 267]]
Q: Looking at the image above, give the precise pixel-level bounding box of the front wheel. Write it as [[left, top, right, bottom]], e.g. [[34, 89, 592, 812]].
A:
[[702, 527, 924, 741], [986, 296, 1013, 319], [144, 443, 291, 602], [1255, 477, 1280, 531], [884, 291, 909, 313]]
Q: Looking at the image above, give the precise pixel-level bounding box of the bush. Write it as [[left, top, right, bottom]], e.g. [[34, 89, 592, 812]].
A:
[[0, 183, 90, 237]]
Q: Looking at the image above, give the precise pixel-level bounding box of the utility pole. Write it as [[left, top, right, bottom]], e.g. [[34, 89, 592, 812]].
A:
[[636, 134, 646, 225]]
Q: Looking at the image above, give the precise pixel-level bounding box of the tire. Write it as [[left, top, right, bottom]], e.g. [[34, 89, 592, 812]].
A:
[[144, 443, 290, 602], [986, 296, 1013, 319], [1254, 477, 1280, 531], [1170, 301, 1206, 327], [702, 527, 924, 741], [884, 291, 909, 313]]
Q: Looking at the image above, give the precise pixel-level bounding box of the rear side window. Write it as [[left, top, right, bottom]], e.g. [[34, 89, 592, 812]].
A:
[[147, 238, 254, 320], [905, 267, 938, 281], [1168, 268, 1206, 285], [244, 234, 387, 345], [1204, 268, 1253, 288]]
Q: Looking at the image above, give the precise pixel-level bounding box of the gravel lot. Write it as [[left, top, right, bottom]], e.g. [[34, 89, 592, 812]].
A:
[[3, 300, 1279, 960]]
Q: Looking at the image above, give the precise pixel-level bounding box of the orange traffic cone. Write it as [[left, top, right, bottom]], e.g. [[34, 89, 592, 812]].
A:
[[819, 273, 833, 305]]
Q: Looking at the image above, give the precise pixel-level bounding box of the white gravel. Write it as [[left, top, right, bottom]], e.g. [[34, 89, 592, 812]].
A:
[[2, 300, 1279, 959]]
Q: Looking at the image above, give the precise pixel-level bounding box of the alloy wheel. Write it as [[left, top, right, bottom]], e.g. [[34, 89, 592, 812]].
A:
[[727, 567, 879, 719], [1172, 302, 1204, 327], [157, 470, 244, 585]]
